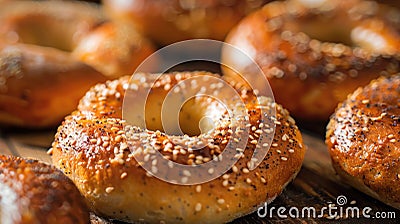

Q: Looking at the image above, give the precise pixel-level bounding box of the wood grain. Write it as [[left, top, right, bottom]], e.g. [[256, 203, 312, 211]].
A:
[[0, 128, 398, 223]]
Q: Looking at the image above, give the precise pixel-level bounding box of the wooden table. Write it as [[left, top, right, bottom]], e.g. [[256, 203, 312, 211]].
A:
[[1, 125, 398, 223]]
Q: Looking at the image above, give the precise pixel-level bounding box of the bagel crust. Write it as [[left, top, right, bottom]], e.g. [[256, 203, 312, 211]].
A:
[[51, 72, 306, 223], [0, 155, 89, 224], [223, 0, 400, 121], [0, 0, 155, 127], [326, 75, 400, 209], [103, 0, 270, 46]]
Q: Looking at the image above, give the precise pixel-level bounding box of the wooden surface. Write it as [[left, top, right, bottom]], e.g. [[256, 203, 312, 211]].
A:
[[0, 127, 398, 223]]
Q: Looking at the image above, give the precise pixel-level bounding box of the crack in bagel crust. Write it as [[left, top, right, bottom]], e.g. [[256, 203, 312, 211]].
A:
[[51, 72, 306, 223]]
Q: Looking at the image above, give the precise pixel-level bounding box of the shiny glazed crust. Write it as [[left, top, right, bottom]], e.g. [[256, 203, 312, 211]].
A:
[[73, 22, 155, 78], [326, 75, 400, 209], [0, 0, 155, 127], [51, 72, 306, 223], [0, 155, 89, 224], [103, 0, 270, 46], [0, 43, 106, 128], [223, 0, 400, 121], [0, 0, 155, 78]]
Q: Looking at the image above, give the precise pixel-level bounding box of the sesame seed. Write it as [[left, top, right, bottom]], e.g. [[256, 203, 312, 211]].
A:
[[222, 174, 230, 179], [232, 166, 238, 173], [120, 172, 127, 179], [250, 140, 258, 145], [388, 134, 394, 139], [105, 187, 114, 193], [196, 185, 202, 193], [90, 139, 97, 143], [208, 168, 214, 174], [217, 199, 225, 204], [281, 156, 288, 161], [390, 139, 396, 143], [350, 200, 356, 205], [246, 178, 252, 184], [222, 180, 229, 187], [183, 170, 191, 177], [115, 135, 122, 142], [195, 203, 202, 212], [181, 177, 188, 184], [260, 177, 267, 183], [362, 99, 370, 104], [288, 149, 295, 153], [242, 168, 250, 173], [272, 143, 278, 147], [228, 187, 235, 191], [120, 143, 128, 150]]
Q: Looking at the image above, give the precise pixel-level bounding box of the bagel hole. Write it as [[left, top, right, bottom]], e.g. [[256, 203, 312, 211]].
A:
[[300, 19, 354, 46], [178, 97, 223, 136], [11, 16, 75, 52], [166, 60, 222, 74], [144, 93, 226, 137]]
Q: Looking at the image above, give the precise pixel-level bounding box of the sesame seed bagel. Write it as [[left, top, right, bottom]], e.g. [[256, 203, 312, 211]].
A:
[[326, 75, 400, 209], [51, 72, 306, 223], [0, 155, 89, 224], [103, 0, 270, 46], [222, 0, 400, 121]]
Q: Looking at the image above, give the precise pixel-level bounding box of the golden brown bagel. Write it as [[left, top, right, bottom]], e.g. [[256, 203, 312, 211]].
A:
[[0, 42, 106, 128], [222, 0, 400, 121], [0, 0, 155, 78], [73, 22, 155, 78], [103, 0, 270, 46], [326, 75, 400, 209], [0, 0, 155, 127], [0, 155, 89, 224], [51, 72, 306, 223]]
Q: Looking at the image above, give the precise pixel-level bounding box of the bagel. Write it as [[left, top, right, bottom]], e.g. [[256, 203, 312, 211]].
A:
[[50, 72, 306, 223], [73, 22, 155, 78], [326, 75, 400, 209], [0, 0, 154, 127], [0, 42, 106, 128], [0, 155, 89, 224], [103, 0, 270, 46], [0, 0, 155, 78], [222, 0, 400, 121]]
